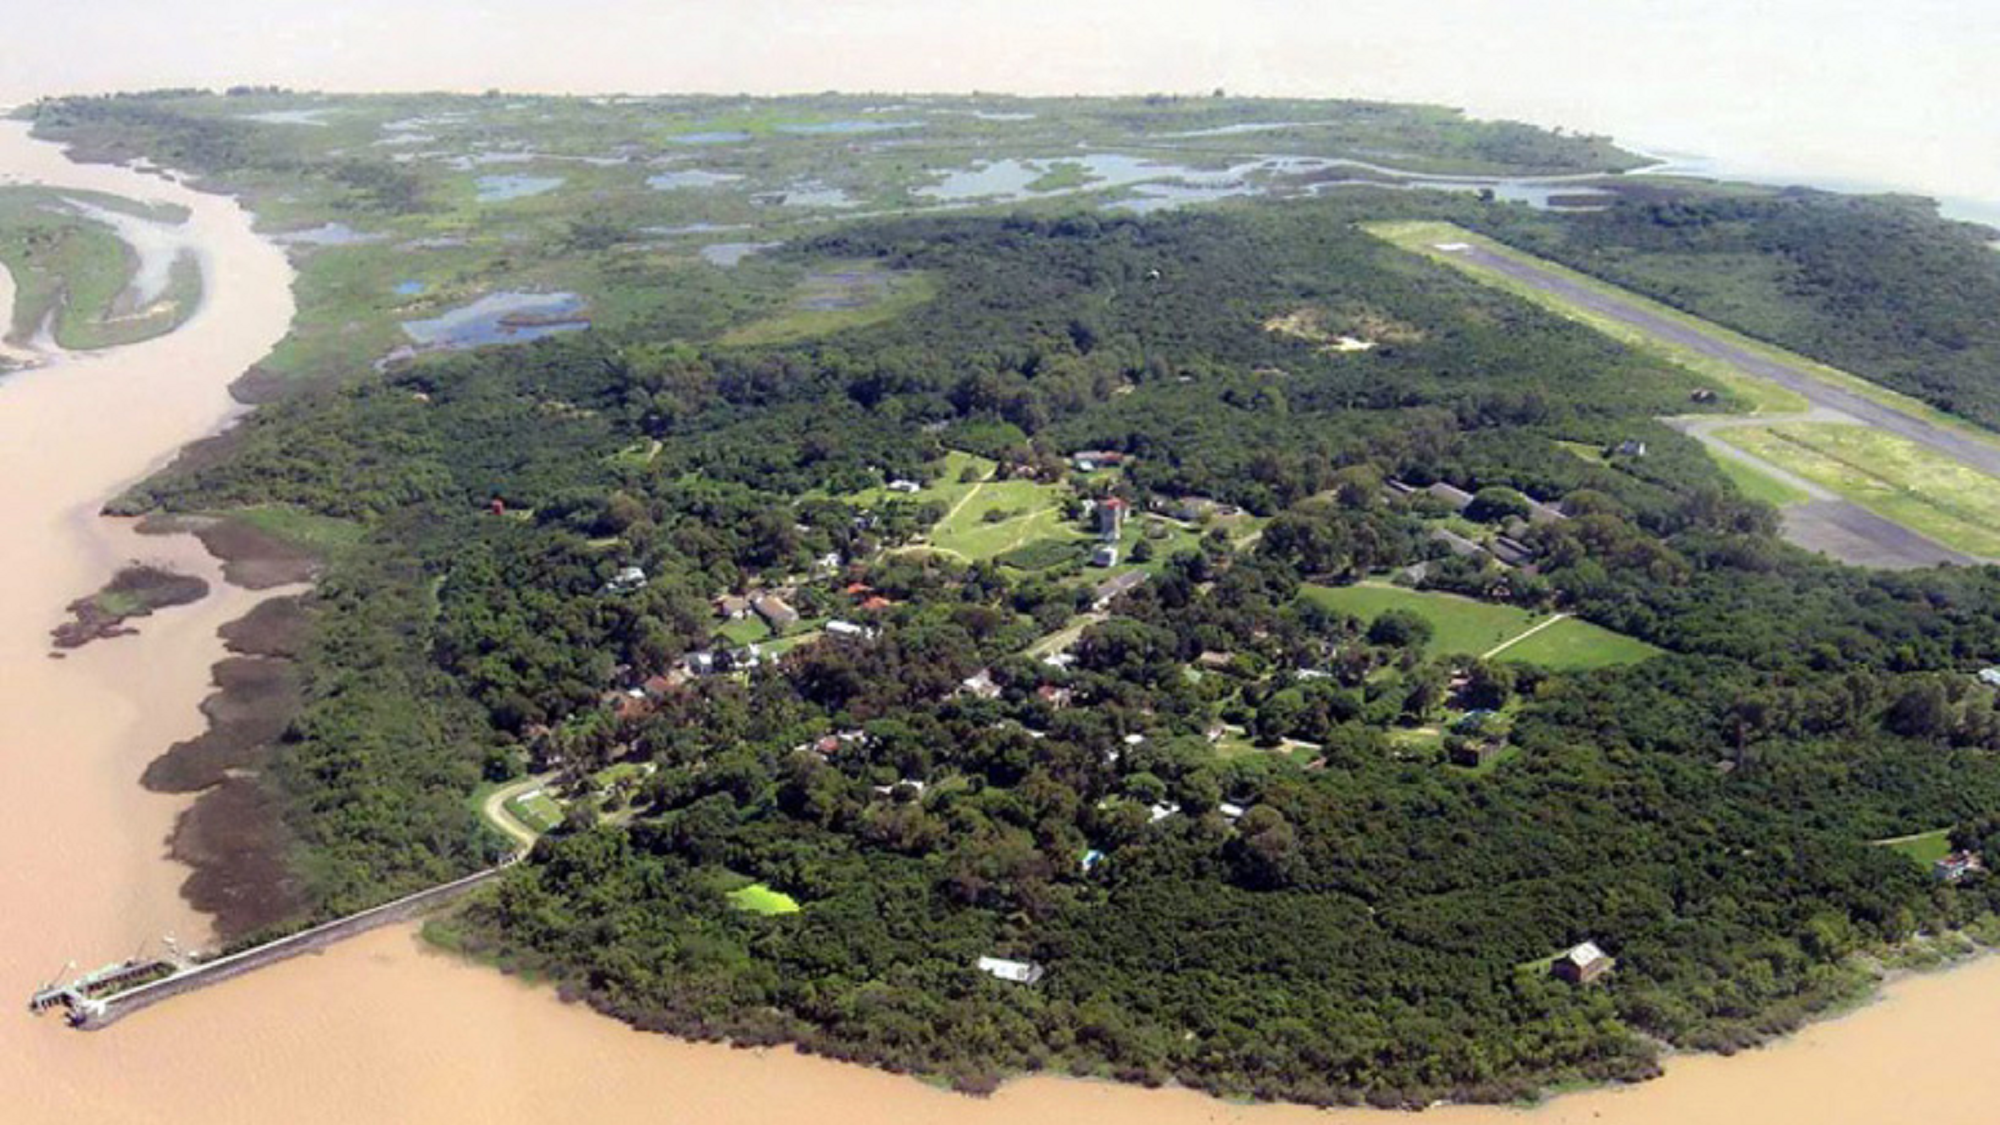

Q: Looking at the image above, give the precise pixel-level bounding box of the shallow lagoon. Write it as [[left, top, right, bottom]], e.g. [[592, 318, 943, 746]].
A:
[[647, 169, 745, 190], [238, 108, 335, 127], [668, 130, 753, 145], [918, 151, 1610, 212], [764, 183, 859, 208], [400, 291, 588, 348], [270, 221, 384, 247], [775, 120, 914, 135], [474, 174, 564, 202], [700, 242, 780, 267]]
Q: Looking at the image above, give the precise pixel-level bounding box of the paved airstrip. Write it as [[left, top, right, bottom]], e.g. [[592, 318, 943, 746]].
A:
[[1442, 243, 1996, 568]]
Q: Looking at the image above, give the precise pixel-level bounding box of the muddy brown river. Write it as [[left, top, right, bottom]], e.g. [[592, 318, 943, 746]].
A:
[[3, 119, 1998, 1124]]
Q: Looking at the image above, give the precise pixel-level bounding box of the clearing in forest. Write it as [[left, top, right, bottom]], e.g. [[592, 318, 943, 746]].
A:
[[1302, 582, 1656, 669], [1874, 827, 1953, 867], [727, 882, 803, 915]]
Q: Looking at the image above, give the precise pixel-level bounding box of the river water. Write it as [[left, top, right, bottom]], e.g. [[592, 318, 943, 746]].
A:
[[5, 118, 2000, 1124]]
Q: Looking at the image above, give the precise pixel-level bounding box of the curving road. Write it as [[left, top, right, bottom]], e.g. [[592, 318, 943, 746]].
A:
[[480, 773, 556, 850]]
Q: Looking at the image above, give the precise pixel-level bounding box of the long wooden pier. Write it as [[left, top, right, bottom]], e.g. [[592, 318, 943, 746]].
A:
[[30, 862, 511, 1029]]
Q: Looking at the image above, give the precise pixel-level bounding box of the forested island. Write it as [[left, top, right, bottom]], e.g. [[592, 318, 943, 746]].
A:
[[26, 90, 2000, 1108]]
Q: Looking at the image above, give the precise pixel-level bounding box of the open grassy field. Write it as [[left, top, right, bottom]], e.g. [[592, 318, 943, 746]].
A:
[[224, 504, 368, 557], [1553, 439, 1608, 466], [715, 614, 771, 646], [1495, 616, 1661, 669], [727, 882, 802, 915], [929, 476, 1081, 561], [1875, 828, 1953, 866], [1717, 423, 2000, 557], [1303, 582, 1656, 669], [504, 789, 565, 834], [846, 450, 993, 509], [1304, 582, 1538, 656], [1712, 452, 1812, 507]]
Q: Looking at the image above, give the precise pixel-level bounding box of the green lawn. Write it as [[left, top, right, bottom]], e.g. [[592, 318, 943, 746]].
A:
[[727, 882, 802, 915], [1496, 617, 1661, 669], [1876, 828, 1953, 866], [716, 614, 772, 646], [931, 478, 1081, 560], [504, 790, 565, 834], [1718, 423, 2000, 557], [225, 504, 368, 557], [1554, 440, 1608, 466], [1303, 583, 1657, 669], [1712, 452, 1812, 507], [846, 450, 994, 509], [1303, 583, 1538, 656]]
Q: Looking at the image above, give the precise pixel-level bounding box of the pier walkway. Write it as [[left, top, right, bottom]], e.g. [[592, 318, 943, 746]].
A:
[[30, 861, 512, 1029]]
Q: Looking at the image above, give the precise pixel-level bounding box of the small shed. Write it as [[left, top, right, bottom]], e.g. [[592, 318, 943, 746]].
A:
[[1450, 740, 1503, 768], [1551, 940, 1613, 985], [1489, 535, 1537, 567], [752, 595, 799, 631], [1425, 481, 1475, 511]]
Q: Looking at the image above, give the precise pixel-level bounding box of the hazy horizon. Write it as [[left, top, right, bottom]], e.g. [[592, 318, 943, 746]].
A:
[[3, 0, 1996, 216]]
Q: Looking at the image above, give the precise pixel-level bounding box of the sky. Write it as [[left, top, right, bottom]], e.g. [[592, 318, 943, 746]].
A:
[[3, 0, 1995, 216]]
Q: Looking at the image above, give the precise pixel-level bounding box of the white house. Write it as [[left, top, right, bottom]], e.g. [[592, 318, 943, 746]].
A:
[[602, 566, 647, 595], [825, 619, 874, 642], [960, 669, 1002, 700], [976, 956, 1045, 985]]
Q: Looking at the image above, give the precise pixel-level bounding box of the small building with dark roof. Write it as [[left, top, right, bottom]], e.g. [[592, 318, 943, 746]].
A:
[[1551, 940, 1613, 985], [1425, 481, 1475, 511], [752, 594, 799, 632]]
